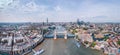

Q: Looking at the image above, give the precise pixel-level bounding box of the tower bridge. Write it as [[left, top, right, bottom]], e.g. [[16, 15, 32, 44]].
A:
[[45, 26, 74, 39], [54, 30, 67, 39], [54, 26, 67, 39]]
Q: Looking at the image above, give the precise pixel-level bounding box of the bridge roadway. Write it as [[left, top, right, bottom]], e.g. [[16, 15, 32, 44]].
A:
[[26, 38, 104, 55]]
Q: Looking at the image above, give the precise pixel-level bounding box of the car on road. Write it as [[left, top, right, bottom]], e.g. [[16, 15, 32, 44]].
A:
[[33, 49, 45, 55]]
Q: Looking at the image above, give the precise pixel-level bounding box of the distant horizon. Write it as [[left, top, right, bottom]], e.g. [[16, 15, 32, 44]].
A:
[[0, 21, 120, 23]]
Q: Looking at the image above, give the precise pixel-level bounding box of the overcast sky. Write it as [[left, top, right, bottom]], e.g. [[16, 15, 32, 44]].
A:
[[0, 0, 120, 22]]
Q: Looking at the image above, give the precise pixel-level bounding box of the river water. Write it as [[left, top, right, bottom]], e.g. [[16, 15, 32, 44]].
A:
[[32, 38, 104, 55]]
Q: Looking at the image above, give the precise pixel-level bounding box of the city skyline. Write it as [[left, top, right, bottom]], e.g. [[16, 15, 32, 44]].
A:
[[0, 0, 120, 22]]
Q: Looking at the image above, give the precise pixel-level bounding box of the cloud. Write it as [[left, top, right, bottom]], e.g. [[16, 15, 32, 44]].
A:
[[54, 6, 61, 11], [0, 0, 120, 22], [19, 1, 47, 13], [92, 16, 108, 19], [0, 0, 13, 8]]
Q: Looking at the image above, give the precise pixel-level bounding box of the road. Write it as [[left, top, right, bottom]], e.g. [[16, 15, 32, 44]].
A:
[[27, 38, 104, 55]]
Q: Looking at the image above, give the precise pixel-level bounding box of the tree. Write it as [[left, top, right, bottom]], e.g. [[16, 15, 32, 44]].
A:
[[43, 29, 48, 35], [84, 41, 89, 44], [104, 36, 109, 41], [83, 27, 88, 30], [117, 40, 120, 45], [91, 42, 96, 47], [72, 29, 77, 34]]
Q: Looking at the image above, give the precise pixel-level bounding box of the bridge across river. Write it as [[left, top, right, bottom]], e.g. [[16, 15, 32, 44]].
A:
[[44, 26, 75, 39]]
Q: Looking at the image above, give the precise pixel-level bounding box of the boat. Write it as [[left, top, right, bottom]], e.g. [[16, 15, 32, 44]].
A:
[[76, 42, 80, 48], [33, 49, 45, 55]]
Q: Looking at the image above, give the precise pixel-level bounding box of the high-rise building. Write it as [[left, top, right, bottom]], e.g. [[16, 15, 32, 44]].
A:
[[77, 18, 82, 25], [77, 18, 85, 25], [77, 18, 80, 25], [47, 18, 48, 24]]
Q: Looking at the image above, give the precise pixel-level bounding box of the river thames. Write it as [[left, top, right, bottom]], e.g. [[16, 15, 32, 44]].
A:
[[27, 38, 104, 55]]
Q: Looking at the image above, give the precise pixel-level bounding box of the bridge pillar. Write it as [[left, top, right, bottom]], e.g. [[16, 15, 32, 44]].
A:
[[64, 31, 67, 39], [54, 31, 57, 39]]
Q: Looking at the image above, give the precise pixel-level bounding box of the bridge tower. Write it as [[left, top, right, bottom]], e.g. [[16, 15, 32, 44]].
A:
[[54, 30, 57, 39], [54, 30, 67, 39], [64, 31, 67, 39]]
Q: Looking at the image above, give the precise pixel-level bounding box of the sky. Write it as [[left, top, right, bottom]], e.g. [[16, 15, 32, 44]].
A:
[[0, 0, 120, 22]]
